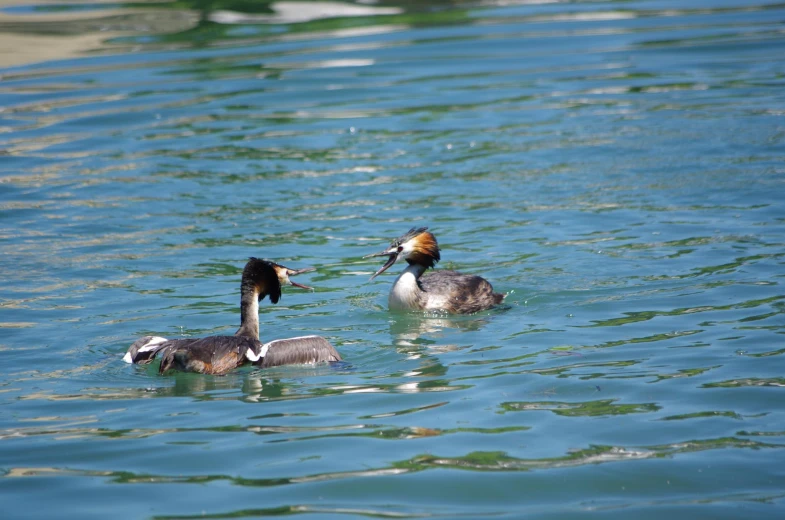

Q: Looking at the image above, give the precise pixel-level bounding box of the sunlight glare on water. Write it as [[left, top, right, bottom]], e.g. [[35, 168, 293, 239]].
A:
[[1, 0, 785, 518]]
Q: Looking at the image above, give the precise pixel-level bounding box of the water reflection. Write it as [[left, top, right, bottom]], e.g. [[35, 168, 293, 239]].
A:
[[499, 399, 661, 417], [387, 312, 491, 350], [0, 0, 407, 68], [4, 435, 779, 483], [3, 0, 785, 518]]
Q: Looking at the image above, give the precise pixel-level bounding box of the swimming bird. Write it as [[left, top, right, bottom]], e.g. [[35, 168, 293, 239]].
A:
[[123, 258, 341, 374], [364, 227, 504, 314]]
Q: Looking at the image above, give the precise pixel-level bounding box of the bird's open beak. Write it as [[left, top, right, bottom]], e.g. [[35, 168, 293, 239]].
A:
[[286, 267, 315, 291], [363, 250, 398, 281]]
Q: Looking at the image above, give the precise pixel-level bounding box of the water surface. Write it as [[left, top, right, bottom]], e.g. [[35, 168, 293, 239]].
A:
[[1, 0, 785, 518]]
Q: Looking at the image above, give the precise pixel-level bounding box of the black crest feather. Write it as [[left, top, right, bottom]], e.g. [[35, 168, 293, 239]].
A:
[[393, 227, 429, 247], [244, 257, 281, 303]]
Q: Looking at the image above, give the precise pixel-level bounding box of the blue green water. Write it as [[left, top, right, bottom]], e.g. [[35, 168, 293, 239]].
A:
[[2, 0, 785, 517]]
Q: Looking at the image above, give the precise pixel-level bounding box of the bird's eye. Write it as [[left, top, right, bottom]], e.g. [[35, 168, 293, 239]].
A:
[[397, 246, 403, 252]]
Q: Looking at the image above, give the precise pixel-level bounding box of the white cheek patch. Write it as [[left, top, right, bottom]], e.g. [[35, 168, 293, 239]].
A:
[[122, 352, 133, 364], [138, 336, 168, 353], [400, 240, 417, 256]]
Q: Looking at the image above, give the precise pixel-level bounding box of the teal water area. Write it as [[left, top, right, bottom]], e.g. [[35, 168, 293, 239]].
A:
[[1, 0, 785, 518]]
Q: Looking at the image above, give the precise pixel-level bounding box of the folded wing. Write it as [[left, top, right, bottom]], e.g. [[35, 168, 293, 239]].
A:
[[257, 335, 341, 368]]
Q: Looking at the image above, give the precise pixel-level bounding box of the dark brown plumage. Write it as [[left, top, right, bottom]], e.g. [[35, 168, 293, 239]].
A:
[[420, 270, 505, 314], [157, 336, 261, 375], [124, 258, 340, 375]]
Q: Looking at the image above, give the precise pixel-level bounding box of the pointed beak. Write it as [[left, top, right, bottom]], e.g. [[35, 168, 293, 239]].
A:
[[287, 267, 315, 291], [363, 249, 394, 259], [365, 252, 398, 281]]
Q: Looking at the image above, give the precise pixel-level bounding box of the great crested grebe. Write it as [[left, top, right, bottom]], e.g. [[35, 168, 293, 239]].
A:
[[123, 257, 341, 375], [364, 227, 504, 314]]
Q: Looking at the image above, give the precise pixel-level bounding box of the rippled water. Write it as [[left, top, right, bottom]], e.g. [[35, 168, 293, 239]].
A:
[[2, 0, 785, 517]]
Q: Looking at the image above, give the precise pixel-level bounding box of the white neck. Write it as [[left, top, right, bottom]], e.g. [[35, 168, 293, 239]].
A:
[[388, 264, 425, 310]]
